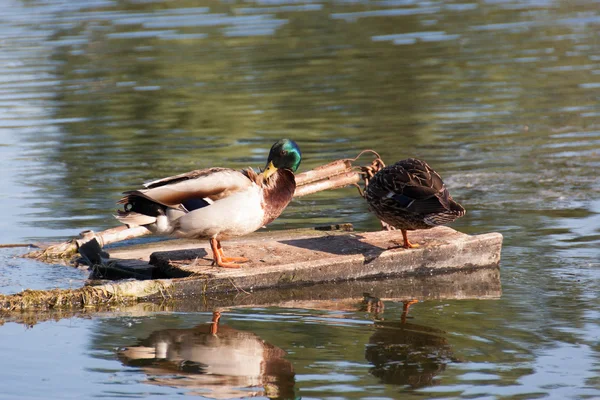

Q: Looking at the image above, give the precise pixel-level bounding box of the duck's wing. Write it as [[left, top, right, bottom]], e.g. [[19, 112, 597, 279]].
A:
[[377, 159, 456, 215], [119, 167, 254, 207]]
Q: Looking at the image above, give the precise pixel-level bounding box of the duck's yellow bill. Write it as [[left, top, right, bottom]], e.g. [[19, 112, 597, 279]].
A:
[[263, 161, 278, 180]]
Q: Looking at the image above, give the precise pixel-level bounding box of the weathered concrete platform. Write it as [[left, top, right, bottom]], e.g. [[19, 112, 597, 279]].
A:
[[105, 226, 502, 294], [1, 266, 501, 321], [0, 226, 502, 312]]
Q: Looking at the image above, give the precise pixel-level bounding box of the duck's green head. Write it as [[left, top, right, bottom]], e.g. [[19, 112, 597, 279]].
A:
[[263, 139, 302, 179]]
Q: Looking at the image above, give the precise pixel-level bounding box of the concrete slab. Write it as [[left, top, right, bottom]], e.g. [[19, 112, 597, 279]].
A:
[[0, 226, 500, 312], [132, 226, 503, 293]]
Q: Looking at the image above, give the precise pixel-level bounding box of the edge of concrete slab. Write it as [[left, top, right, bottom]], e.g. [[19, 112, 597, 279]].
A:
[[147, 227, 502, 294]]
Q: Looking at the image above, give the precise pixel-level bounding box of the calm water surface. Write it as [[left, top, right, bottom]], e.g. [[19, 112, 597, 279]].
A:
[[0, 0, 599, 398]]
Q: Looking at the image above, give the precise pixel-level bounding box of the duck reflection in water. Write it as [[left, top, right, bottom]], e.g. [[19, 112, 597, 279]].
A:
[[118, 311, 295, 399], [365, 299, 460, 389]]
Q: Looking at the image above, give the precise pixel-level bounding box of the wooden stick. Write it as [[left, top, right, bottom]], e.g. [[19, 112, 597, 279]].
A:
[[76, 226, 152, 248], [294, 171, 361, 197], [295, 159, 353, 186], [24, 225, 152, 262], [0, 243, 39, 249]]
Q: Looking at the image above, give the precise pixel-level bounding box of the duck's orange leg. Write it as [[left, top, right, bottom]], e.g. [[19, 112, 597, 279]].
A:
[[402, 229, 419, 249], [216, 240, 249, 263], [401, 299, 419, 323], [210, 238, 246, 268], [210, 311, 221, 335]]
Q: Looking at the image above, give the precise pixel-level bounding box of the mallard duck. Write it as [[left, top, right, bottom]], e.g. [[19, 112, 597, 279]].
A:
[[115, 139, 301, 268], [365, 158, 465, 249]]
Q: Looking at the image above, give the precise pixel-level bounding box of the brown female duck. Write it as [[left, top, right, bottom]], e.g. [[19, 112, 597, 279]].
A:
[[365, 158, 465, 248]]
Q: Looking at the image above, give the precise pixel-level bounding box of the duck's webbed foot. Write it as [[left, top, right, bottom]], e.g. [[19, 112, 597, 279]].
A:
[[221, 255, 249, 263], [388, 229, 420, 249], [210, 238, 249, 268], [401, 229, 419, 248]]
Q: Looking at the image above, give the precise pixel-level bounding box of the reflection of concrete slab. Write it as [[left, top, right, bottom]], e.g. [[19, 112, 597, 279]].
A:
[[165, 266, 501, 312], [1, 266, 501, 325], [3, 267, 501, 326], [108, 226, 502, 294]]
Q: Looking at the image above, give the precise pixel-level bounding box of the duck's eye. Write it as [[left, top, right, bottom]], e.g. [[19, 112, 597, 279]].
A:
[[280, 150, 288, 156]]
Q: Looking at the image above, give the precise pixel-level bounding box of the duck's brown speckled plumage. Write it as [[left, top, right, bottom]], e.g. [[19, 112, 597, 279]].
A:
[[365, 158, 465, 247], [260, 169, 296, 226]]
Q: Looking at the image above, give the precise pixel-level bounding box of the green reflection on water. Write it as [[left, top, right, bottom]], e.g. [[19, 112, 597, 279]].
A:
[[11, 0, 597, 244], [1, 0, 599, 398]]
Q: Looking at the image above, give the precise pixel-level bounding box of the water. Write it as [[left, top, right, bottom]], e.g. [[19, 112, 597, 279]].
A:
[[0, 0, 599, 398]]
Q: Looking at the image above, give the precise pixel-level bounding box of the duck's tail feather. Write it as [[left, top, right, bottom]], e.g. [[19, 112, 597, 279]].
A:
[[423, 196, 466, 226], [114, 210, 157, 227], [449, 198, 466, 216], [119, 193, 166, 216], [115, 194, 167, 227], [423, 211, 462, 226]]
